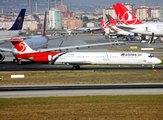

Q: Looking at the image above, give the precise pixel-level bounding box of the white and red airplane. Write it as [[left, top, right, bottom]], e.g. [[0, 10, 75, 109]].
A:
[[8, 37, 161, 69], [113, 3, 163, 42], [0, 11, 124, 62], [105, 14, 135, 36], [100, 19, 111, 36]]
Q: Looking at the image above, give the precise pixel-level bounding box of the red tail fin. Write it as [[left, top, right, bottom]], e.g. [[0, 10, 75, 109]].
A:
[[42, 11, 47, 37], [113, 3, 142, 25], [109, 18, 118, 25], [100, 19, 110, 29]]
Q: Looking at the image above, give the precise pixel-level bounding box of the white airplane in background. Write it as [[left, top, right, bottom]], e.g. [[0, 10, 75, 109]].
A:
[[75, 27, 102, 33], [0, 9, 26, 40], [0, 11, 124, 63], [8, 37, 161, 69], [113, 3, 163, 43], [60, 28, 77, 36]]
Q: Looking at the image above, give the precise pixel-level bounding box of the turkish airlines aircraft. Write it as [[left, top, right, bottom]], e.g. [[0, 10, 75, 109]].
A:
[[0, 9, 26, 40], [105, 14, 135, 36], [100, 19, 111, 36], [0, 11, 124, 62], [8, 38, 161, 69], [113, 3, 163, 41]]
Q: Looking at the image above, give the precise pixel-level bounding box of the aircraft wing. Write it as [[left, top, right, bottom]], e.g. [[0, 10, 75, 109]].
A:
[[0, 47, 12, 52], [37, 41, 124, 52], [48, 36, 65, 40]]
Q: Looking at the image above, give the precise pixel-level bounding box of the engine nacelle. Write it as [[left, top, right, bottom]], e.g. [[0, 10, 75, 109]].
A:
[[0, 51, 5, 61], [29, 55, 53, 62]]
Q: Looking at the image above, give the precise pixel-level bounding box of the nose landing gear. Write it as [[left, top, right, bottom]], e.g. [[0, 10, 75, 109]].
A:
[[72, 65, 80, 70]]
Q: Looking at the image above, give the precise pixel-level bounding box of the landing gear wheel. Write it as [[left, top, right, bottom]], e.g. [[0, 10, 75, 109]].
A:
[[152, 64, 155, 69], [13, 58, 18, 63], [72, 65, 80, 70], [18, 59, 22, 65]]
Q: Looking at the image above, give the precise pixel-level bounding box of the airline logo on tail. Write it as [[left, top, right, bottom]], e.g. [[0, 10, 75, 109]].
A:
[[9, 9, 26, 30], [113, 3, 142, 25], [9, 38, 36, 54], [118, 11, 138, 25], [17, 17, 23, 29], [100, 19, 109, 29], [17, 42, 27, 52]]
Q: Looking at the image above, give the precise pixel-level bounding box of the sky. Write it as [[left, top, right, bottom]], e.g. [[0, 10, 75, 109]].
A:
[[66, 0, 163, 5]]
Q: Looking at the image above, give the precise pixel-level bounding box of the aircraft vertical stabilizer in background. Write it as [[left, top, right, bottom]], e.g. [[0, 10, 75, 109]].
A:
[[100, 19, 111, 36], [0, 9, 26, 40], [113, 3, 142, 25], [9, 9, 26, 30]]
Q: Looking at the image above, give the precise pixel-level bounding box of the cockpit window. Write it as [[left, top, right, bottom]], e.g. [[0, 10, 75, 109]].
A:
[[148, 54, 154, 58]]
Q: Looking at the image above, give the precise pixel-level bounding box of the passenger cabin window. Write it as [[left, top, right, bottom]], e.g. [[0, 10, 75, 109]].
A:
[[148, 54, 154, 58]]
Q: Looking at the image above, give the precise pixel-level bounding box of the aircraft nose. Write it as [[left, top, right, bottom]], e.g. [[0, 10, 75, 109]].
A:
[[155, 58, 162, 64]]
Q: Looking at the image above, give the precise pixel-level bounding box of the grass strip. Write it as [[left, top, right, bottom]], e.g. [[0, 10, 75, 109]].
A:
[[0, 95, 162, 120], [0, 70, 163, 85]]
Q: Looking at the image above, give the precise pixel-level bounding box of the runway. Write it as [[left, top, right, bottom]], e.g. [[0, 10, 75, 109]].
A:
[[0, 83, 163, 98], [1, 60, 163, 71]]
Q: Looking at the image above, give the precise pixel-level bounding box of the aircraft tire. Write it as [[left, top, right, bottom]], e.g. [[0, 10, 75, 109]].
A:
[[72, 65, 80, 70]]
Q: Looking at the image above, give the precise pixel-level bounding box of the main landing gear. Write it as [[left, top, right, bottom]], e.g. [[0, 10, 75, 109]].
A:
[[13, 58, 22, 65], [72, 65, 80, 70]]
